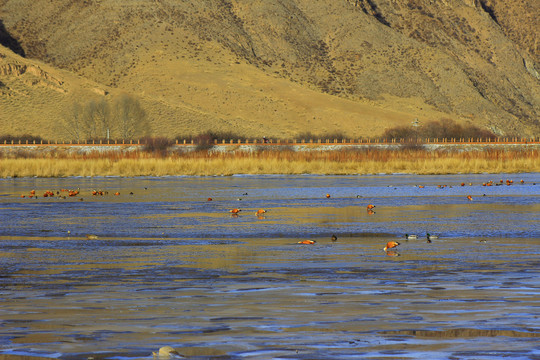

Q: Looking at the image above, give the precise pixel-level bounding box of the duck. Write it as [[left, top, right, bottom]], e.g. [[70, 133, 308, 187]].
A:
[[405, 234, 417, 240], [229, 208, 241, 214], [383, 241, 400, 252], [331, 234, 337, 242], [366, 204, 376, 210], [152, 345, 183, 358], [298, 240, 316, 245], [255, 209, 266, 216], [426, 233, 438, 241], [86, 234, 98, 240]]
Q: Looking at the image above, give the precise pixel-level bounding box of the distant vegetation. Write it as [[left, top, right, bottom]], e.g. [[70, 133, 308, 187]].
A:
[[0, 119, 529, 147], [1, 147, 538, 177], [141, 136, 175, 156], [61, 94, 149, 142], [1, 122, 538, 176], [0, 134, 45, 144], [175, 131, 248, 144], [294, 131, 348, 142], [381, 119, 497, 141]]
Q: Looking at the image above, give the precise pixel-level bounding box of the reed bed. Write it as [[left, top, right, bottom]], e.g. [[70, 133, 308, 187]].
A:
[[1, 148, 538, 177]]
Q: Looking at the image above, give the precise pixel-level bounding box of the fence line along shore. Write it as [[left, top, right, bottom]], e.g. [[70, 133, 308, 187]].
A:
[[1, 137, 539, 147], [2, 137, 538, 176], [1, 137, 539, 158]]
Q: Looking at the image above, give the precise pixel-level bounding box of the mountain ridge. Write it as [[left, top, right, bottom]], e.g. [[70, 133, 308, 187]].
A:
[[0, 0, 538, 140]]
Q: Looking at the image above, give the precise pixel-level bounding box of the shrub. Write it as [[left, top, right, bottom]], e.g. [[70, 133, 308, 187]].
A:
[[141, 136, 175, 156], [380, 126, 414, 140], [295, 131, 348, 142], [0, 134, 45, 144], [176, 131, 249, 144], [382, 119, 497, 141]]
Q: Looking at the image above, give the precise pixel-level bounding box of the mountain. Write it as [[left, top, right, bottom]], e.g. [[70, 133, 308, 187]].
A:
[[1, 0, 538, 140]]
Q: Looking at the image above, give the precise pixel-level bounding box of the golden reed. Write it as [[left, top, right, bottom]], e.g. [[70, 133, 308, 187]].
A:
[[1, 148, 538, 177]]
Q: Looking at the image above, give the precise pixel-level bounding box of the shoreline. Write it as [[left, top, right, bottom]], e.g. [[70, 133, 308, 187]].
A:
[[1, 144, 538, 178], [1, 152, 539, 177]]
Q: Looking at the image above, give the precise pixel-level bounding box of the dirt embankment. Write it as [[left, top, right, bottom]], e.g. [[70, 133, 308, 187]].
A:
[[1, 141, 539, 159]]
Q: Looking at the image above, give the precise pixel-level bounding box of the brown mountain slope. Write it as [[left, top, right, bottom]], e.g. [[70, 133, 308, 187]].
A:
[[0, 45, 118, 138], [0, 0, 538, 140]]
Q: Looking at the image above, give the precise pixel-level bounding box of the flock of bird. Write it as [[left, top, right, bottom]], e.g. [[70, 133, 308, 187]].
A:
[[20, 188, 133, 201], [227, 196, 443, 254], [18, 179, 527, 360], [20, 178, 528, 252], [219, 176, 527, 254]]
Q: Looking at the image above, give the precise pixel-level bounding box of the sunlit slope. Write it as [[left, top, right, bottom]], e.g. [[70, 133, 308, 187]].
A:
[[1, 0, 538, 139], [0, 46, 115, 138]]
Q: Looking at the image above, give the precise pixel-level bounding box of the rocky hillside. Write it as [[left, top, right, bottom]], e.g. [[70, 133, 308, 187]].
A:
[[0, 0, 538, 140]]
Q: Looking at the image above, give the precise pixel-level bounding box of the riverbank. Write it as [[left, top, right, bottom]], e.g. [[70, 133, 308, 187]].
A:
[[1, 147, 538, 177]]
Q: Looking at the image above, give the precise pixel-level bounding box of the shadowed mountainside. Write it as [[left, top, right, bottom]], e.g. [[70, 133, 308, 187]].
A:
[[0, 0, 538, 140]]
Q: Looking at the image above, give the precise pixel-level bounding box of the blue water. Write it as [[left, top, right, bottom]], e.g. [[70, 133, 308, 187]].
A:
[[0, 174, 539, 360], [0, 174, 539, 240]]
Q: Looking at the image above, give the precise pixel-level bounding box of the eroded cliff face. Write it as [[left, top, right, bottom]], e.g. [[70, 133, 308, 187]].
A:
[[0, 0, 538, 138]]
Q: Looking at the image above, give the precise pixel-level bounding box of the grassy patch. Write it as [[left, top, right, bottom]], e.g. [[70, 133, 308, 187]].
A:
[[1, 147, 538, 177]]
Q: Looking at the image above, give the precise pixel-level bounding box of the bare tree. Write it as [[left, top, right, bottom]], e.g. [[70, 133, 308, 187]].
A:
[[61, 101, 84, 142], [84, 99, 111, 140], [112, 94, 149, 140], [62, 94, 147, 141]]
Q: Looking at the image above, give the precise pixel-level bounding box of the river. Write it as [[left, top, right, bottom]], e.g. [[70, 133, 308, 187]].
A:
[[0, 174, 539, 359]]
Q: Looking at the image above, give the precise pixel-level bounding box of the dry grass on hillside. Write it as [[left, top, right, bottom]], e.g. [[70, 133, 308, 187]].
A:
[[1, 0, 539, 141]]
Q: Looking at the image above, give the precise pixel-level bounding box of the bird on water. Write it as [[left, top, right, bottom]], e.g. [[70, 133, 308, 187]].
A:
[[383, 241, 400, 252], [153, 346, 183, 358]]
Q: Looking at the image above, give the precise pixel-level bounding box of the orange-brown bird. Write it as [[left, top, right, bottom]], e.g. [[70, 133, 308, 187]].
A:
[[326, 194, 331, 198], [367, 204, 375, 210], [467, 195, 473, 201], [255, 209, 266, 216], [383, 241, 400, 252], [230, 208, 241, 214], [298, 240, 316, 245]]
